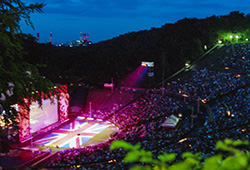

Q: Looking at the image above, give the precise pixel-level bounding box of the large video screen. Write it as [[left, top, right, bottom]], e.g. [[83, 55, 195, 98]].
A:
[[29, 97, 58, 133]]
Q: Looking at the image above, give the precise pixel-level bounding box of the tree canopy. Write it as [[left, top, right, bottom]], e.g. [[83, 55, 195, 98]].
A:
[[0, 1, 55, 132]]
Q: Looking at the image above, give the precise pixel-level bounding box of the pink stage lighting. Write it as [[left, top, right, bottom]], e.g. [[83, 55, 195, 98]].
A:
[[120, 64, 148, 87]]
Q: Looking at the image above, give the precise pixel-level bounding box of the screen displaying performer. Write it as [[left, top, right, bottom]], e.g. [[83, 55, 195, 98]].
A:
[[29, 97, 58, 133]]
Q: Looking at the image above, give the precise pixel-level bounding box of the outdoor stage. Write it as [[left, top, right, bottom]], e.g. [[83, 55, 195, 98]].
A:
[[0, 117, 116, 169], [23, 116, 116, 150], [0, 88, 134, 169]]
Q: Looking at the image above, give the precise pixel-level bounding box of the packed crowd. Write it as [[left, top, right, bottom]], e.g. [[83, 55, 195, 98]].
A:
[[168, 67, 248, 102], [47, 44, 250, 169], [222, 43, 250, 72], [109, 90, 185, 128]]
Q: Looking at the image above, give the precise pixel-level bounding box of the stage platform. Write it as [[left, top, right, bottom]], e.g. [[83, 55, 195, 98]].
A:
[[24, 116, 116, 151], [0, 116, 117, 169]]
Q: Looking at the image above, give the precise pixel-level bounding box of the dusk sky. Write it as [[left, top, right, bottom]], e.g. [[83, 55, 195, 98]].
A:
[[21, 0, 250, 44]]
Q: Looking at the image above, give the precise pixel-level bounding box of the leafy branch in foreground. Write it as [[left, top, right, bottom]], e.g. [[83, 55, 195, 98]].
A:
[[110, 139, 250, 170], [0, 1, 55, 134]]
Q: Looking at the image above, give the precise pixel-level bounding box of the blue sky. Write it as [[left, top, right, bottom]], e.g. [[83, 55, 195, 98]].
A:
[[21, 0, 250, 44]]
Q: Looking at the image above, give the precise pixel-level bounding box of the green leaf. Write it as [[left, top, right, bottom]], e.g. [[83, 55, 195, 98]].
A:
[[224, 138, 233, 145], [182, 152, 194, 159], [242, 140, 250, 145], [216, 140, 229, 151], [232, 140, 249, 146], [110, 140, 135, 151], [194, 153, 202, 160], [221, 156, 236, 170], [134, 144, 141, 150], [130, 165, 151, 170], [139, 156, 153, 163], [203, 154, 222, 170], [169, 162, 192, 170], [184, 157, 200, 166], [124, 151, 140, 162], [235, 155, 248, 169], [158, 153, 176, 162], [140, 149, 153, 157]]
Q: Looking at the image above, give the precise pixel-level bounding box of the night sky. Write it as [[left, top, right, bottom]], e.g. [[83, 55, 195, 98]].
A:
[[21, 0, 250, 44]]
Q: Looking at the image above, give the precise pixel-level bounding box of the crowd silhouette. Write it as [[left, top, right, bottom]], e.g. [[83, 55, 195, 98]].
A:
[[48, 44, 250, 169]]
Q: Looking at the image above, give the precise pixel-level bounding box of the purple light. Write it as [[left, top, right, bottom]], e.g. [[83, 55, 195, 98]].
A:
[[120, 65, 148, 87]]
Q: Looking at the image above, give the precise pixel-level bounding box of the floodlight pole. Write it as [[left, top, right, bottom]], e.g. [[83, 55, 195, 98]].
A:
[[89, 102, 92, 117]]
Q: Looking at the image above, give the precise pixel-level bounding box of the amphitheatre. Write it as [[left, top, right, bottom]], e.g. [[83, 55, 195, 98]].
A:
[[0, 43, 250, 169]]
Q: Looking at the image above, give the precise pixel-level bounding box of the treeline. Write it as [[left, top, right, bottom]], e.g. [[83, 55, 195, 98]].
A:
[[23, 11, 250, 88]]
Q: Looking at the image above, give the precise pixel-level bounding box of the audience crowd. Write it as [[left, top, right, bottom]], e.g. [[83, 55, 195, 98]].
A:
[[47, 44, 250, 169], [223, 43, 250, 72]]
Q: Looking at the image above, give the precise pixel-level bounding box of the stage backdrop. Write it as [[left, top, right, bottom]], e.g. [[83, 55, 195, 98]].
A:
[[18, 85, 69, 142]]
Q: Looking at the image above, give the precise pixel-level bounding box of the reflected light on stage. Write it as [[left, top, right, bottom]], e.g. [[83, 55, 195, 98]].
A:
[[32, 117, 113, 149]]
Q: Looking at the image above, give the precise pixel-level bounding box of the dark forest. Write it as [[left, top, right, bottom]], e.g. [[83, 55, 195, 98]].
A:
[[23, 11, 250, 88]]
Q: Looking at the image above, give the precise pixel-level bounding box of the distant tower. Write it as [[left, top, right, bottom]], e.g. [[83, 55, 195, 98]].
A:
[[50, 32, 53, 44], [36, 32, 40, 43], [80, 32, 83, 41], [86, 32, 89, 42], [83, 32, 86, 41]]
